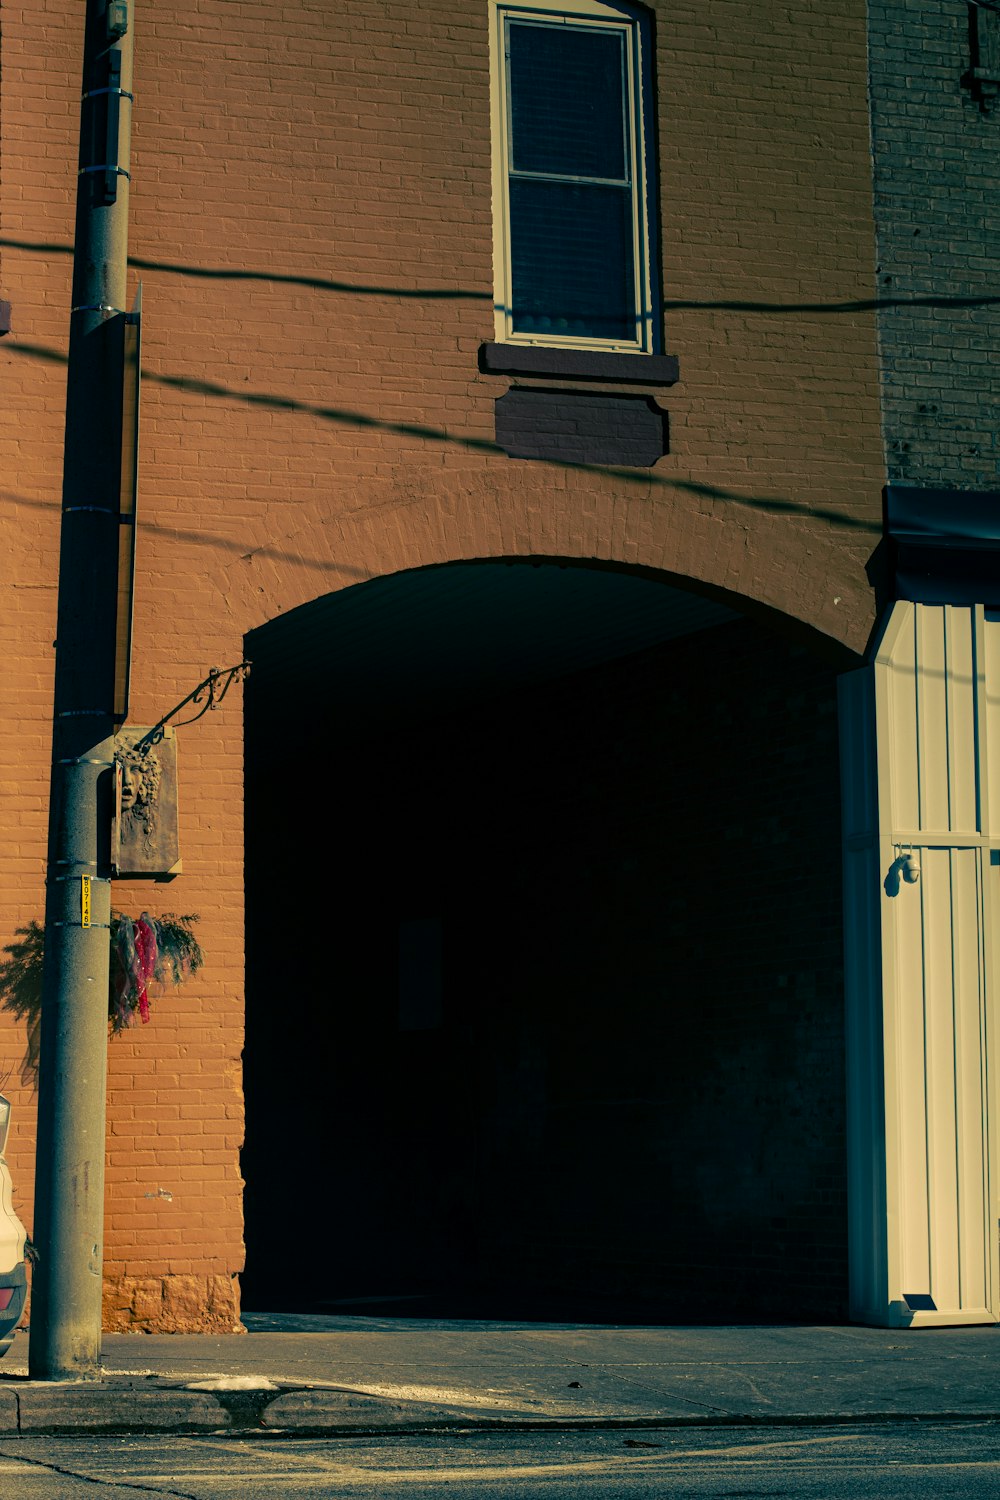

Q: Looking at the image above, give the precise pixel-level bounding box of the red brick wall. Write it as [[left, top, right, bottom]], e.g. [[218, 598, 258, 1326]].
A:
[[0, 0, 879, 1324]]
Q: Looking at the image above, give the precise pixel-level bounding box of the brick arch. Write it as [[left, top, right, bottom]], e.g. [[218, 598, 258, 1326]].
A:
[[218, 471, 878, 659], [247, 551, 860, 677]]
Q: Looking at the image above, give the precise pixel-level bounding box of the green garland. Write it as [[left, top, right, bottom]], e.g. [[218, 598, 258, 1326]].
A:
[[110, 912, 204, 1033], [0, 913, 203, 1083]]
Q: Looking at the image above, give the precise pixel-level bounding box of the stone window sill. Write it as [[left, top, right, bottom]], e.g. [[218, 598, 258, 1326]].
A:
[[479, 342, 679, 386]]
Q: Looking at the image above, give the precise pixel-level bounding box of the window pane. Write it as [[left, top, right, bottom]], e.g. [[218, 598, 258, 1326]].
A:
[[508, 21, 628, 181], [509, 178, 635, 340]]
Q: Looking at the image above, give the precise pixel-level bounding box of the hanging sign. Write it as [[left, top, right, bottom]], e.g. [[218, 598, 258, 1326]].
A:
[[111, 725, 182, 876]]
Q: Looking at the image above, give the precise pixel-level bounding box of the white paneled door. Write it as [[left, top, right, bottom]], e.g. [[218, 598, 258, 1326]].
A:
[[841, 603, 1000, 1326]]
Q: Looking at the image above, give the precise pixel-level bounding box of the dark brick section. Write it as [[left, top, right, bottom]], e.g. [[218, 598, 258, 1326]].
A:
[[480, 342, 680, 385], [869, 0, 1000, 488], [495, 389, 669, 468], [245, 615, 848, 1321]]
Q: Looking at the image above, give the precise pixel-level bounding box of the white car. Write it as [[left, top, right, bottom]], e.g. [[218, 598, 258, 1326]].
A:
[[0, 1095, 27, 1357]]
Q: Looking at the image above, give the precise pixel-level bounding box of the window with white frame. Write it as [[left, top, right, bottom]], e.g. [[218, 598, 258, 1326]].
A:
[[490, 0, 657, 355]]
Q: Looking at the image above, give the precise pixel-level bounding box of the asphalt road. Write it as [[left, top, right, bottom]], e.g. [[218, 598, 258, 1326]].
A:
[[1, 1423, 999, 1498]]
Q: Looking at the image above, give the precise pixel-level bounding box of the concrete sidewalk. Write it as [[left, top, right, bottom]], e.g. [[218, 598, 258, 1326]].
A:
[[0, 1315, 999, 1435]]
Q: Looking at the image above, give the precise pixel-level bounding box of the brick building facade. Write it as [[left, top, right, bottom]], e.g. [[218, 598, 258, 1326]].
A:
[[0, 0, 994, 1330]]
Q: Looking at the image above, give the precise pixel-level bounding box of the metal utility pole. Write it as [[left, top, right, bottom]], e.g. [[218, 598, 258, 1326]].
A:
[[30, 0, 136, 1381]]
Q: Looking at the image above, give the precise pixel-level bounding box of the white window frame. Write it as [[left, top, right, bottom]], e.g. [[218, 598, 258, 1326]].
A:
[[489, 0, 657, 355]]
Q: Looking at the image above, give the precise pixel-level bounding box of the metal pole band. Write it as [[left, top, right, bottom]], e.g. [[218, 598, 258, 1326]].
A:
[[51, 874, 112, 884], [82, 86, 134, 101], [56, 757, 115, 766], [78, 165, 131, 180], [71, 304, 126, 315], [63, 506, 116, 516], [49, 921, 111, 929], [56, 709, 113, 718]]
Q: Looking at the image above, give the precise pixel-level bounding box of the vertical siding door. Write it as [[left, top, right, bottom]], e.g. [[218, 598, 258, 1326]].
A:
[[841, 602, 1000, 1327]]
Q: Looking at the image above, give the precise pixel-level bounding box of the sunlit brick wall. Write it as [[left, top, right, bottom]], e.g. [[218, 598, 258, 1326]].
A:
[[0, 0, 882, 1326]]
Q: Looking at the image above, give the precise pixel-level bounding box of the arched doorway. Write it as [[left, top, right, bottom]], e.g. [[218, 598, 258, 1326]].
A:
[[241, 560, 848, 1321]]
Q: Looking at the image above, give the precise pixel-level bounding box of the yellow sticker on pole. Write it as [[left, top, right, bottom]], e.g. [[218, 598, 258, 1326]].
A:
[[81, 875, 91, 929]]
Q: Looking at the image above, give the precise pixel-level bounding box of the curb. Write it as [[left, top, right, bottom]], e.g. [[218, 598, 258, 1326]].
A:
[[1, 1381, 1000, 1437]]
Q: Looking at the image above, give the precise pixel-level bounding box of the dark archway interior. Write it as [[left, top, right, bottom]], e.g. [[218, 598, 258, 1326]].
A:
[[241, 562, 848, 1322]]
